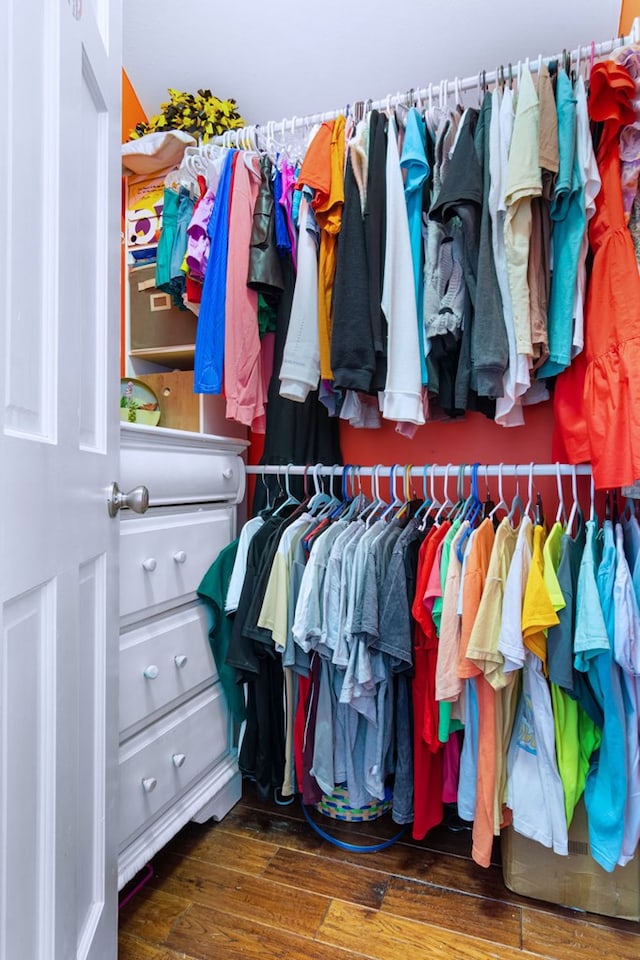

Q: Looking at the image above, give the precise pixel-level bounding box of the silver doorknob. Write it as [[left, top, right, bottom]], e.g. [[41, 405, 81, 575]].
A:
[[108, 482, 149, 517]]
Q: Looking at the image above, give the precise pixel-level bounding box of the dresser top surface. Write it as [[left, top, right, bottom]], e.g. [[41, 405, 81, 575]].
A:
[[120, 422, 249, 455]]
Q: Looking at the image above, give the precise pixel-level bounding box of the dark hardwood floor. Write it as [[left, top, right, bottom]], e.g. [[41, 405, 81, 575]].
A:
[[118, 784, 640, 959]]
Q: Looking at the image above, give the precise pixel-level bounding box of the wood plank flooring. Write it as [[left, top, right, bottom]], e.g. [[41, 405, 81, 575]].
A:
[[118, 784, 640, 959]]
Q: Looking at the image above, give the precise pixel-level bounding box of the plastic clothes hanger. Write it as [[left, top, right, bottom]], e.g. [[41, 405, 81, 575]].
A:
[[379, 465, 403, 523], [273, 463, 300, 516], [419, 462, 444, 530], [456, 464, 482, 562], [481, 463, 496, 519], [451, 76, 462, 113], [465, 464, 483, 526], [308, 463, 332, 514], [523, 462, 535, 522], [566, 465, 582, 536], [555, 462, 567, 526], [342, 466, 366, 521], [448, 464, 467, 520], [507, 465, 524, 525], [434, 464, 455, 526], [344, 465, 364, 520], [488, 462, 508, 522], [460, 464, 483, 525], [316, 464, 344, 520], [397, 463, 419, 520], [357, 465, 380, 526], [257, 465, 274, 517], [414, 464, 432, 519], [364, 465, 389, 528]]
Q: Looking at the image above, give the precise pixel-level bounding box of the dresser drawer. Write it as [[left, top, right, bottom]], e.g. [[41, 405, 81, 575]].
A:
[[120, 422, 247, 506], [118, 685, 230, 848], [120, 505, 233, 619], [120, 603, 216, 734]]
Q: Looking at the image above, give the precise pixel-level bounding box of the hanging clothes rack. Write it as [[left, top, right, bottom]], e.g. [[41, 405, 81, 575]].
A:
[[245, 463, 593, 479], [210, 18, 640, 149]]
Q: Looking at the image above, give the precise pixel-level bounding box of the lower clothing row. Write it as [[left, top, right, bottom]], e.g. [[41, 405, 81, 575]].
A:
[[197, 482, 640, 872]]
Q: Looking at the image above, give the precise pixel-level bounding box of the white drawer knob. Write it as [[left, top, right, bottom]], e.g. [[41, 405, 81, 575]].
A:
[[222, 467, 233, 480], [142, 558, 157, 572], [174, 655, 188, 668], [173, 550, 187, 564], [172, 753, 186, 768], [143, 665, 159, 680], [142, 777, 157, 793]]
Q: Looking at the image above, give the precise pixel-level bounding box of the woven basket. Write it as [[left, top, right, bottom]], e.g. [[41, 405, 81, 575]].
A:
[[314, 786, 393, 822]]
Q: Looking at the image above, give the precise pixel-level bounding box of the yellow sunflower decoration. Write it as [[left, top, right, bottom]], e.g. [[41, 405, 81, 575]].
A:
[[130, 88, 245, 143]]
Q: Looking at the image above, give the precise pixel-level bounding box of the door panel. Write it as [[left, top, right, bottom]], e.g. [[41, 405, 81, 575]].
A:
[[4, 0, 57, 442], [1, 582, 57, 960], [0, 0, 122, 957]]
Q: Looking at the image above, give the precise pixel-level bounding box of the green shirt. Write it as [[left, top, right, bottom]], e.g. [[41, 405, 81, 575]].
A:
[[197, 538, 246, 725]]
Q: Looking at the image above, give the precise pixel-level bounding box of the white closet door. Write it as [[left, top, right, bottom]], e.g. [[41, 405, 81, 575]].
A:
[[0, 0, 122, 958]]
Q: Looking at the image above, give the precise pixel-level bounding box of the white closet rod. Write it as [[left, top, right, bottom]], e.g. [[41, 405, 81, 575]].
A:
[[245, 464, 593, 478], [213, 18, 640, 146]]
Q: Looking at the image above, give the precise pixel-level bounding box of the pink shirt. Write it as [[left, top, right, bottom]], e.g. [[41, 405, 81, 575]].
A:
[[224, 155, 266, 432]]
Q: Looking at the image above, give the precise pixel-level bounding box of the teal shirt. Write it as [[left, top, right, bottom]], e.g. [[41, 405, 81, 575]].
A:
[[538, 72, 585, 378], [401, 108, 430, 385], [197, 538, 247, 725], [574, 520, 627, 872]]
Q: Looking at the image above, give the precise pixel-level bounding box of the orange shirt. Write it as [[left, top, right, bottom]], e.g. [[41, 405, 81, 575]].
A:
[[457, 518, 502, 869], [458, 519, 495, 678], [297, 115, 346, 379], [552, 60, 640, 487]]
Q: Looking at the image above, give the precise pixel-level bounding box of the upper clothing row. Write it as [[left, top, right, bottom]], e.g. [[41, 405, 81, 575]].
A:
[[153, 47, 640, 489]]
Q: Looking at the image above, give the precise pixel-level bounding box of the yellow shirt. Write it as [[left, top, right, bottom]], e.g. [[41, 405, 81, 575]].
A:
[[466, 518, 519, 689], [543, 520, 566, 614], [522, 524, 559, 668]]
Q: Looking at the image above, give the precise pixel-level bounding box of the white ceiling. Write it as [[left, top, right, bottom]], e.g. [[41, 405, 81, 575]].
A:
[[124, 0, 623, 128]]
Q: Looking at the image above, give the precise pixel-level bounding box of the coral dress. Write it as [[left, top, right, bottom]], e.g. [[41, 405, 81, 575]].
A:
[[552, 59, 640, 488]]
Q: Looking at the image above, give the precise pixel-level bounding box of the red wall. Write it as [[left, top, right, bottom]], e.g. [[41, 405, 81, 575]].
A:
[[248, 399, 562, 508]]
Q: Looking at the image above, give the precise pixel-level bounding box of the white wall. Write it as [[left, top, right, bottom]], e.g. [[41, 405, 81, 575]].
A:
[[124, 0, 622, 128]]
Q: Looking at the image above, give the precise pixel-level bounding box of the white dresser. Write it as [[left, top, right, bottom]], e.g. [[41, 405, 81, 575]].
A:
[[117, 423, 247, 890]]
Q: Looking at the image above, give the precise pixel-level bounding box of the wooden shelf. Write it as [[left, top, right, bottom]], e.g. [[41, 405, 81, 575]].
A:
[[129, 345, 195, 370]]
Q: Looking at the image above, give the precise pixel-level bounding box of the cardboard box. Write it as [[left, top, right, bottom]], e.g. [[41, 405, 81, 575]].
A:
[[129, 264, 197, 351], [501, 800, 640, 920]]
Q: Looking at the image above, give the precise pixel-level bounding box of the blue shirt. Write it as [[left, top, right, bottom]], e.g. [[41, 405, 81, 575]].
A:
[[400, 108, 430, 385], [273, 167, 291, 253], [575, 519, 627, 872], [194, 150, 237, 393]]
